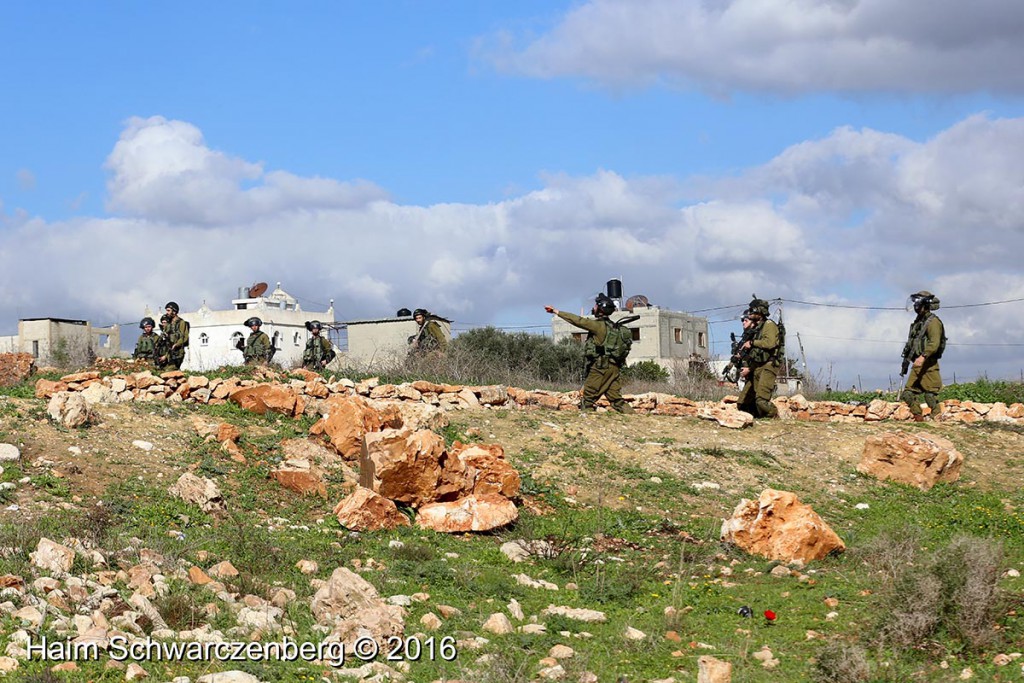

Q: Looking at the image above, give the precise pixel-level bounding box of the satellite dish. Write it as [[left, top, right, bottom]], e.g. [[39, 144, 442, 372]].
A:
[[625, 294, 650, 312], [248, 282, 268, 298]]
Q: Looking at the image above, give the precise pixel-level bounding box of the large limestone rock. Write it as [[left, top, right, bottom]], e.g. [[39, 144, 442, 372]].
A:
[[229, 384, 303, 417], [361, 429, 447, 507], [169, 473, 225, 512], [699, 655, 733, 683], [416, 494, 518, 533], [375, 400, 449, 432], [46, 392, 93, 428], [333, 487, 411, 531], [445, 442, 521, 499], [858, 431, 964, 490], [721, 489, 845, 563], [310, 567, 404, 647], [271, 459, 327, 497], [30, 538, 75, 574], [698, 406, 753, 429], [310, 395, 383, 458]]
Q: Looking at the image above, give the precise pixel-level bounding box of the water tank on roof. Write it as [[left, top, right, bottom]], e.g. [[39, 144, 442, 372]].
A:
[[606, 279, 622, 300], [625, 295, 650, 312], [397, 308, 412, 317]]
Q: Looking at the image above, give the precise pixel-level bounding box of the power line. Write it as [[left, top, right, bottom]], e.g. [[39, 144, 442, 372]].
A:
[[779, 296, 1024, 311]]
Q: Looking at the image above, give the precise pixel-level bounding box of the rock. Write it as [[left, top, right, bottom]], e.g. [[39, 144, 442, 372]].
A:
[[0, 657, 18, 673], [377, 400, 450, 432], [624, 626, 646, 640], [333, 487, 411, 532], [698, 655, 733, 683], [34, 378, 68, 399], [229, 384, 303, 418], [420, 612, 443, 630], [295, 560, 318, 575], [47, 391, 93, 428], [416, 494, 518, 533], [168, 473, 225, 513], [0, 445, 19, 463], [548, 644, 574, 659], [482, 612, 514, 634], [699, 406, 753, 429], [0, 353, 34, 387], [125, 662, 149, 679], [30, 538, 75, 574], [80, 382, 117, 405], [311, 395, 383, 458], [188, 566, 212, 585], [362, 429, 446, 507], [540, 606, 607, 623], [196, 673, 264, 683], [447, 442, 521, 499], [720, 489, 845, 563], [310, 567, 404, 647], [271, 459, 327, 497], [858, 431, 964, 490], [208, 561, 238, 578], [132, 440, 154, 452], [476, 385, 508, 406]]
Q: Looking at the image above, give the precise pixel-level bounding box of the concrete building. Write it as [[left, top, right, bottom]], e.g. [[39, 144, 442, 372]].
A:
[[0, 318, 120, 365], [341, 314, 452, 369], [551, 303, 709, 374], [180, 283, 336, 372]]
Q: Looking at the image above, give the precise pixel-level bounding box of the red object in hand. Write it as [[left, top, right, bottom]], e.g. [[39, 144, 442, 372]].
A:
[[764, 610, 777, 622]]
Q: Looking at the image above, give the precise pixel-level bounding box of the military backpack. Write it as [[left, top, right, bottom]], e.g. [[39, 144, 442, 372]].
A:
[[600, 320, 633, 365]]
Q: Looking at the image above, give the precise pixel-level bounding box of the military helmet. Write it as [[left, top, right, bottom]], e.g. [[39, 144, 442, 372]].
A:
[[306, 320, 323, 331], [244, 317, 263, 328], [139, 317, 155, 329], [413, 308, 428, 318], [164, 301, 180, 314], [908, 290, 940, 313], [594, 293, 616, 317], [159, 314, 171, 324], [747, 295, 770, 317]]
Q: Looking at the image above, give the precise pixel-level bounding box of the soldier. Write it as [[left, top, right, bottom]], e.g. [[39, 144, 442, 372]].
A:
[[239, 317, 272, 365], [154, 315, 173, 370], [408, 309, 448, 353], [901, 291, 946, 421], [545, 294, 633, 413], [161, 301, 190, 370], [302, 320, 336, 370], [736, 296, 781, 419], [722, 314, 756, 384], [133, 317, 158, 364]]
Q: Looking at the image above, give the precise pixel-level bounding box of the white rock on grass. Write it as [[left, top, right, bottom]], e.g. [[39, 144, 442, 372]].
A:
[[132, 440, 154, 451], [482, 613, 514, 635], [0, 445, 19, 462]]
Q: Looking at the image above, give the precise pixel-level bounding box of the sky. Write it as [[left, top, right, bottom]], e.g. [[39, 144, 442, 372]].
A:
[[2, 0, 1023, 389]]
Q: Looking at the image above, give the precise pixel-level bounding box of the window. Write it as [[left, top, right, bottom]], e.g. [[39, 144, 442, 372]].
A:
[[572, 333, 585, 342], [293, 332, 301, 346], [631, 328, 640, 341], [199, 333, 209, 347], [673, 328, 683, 344], [31, 340, 39, 358], [230, 332, 244, 349], [698, 332, 707, 348], [273, 332, 282, 348]]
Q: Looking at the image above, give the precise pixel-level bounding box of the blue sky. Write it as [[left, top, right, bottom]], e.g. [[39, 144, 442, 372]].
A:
[[2, 0, 1023, 387]]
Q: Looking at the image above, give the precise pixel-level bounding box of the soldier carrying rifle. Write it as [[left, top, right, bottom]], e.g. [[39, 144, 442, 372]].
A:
[[722, 314, 756, 384], [900, 291, 946, 421]]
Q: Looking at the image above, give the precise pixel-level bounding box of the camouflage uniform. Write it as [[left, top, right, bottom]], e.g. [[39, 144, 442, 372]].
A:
[[737, 318, 780, 419], [303, 335, 336, 369], [154, 320, 172, 371], [165, 316, 190, 370], [556, 311, 632, 413], [903, 314, 944, 417], [133, 333, 158, 363], [244, 330, 272, 365], [410, 320, 448, 353]]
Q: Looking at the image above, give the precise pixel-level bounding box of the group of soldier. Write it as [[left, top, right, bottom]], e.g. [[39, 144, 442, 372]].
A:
[[133, 292, 946, 421], [550, 289, 946, 421], [132, 302, 337, 371]]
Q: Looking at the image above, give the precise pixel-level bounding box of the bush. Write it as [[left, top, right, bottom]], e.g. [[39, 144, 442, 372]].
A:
[[621, 359, 669, 383], [813, 642, 872, 683]]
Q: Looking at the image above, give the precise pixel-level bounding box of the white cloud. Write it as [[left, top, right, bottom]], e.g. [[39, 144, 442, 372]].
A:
[[478, 0, 1024, 94], [2, 114, 1023, 387]]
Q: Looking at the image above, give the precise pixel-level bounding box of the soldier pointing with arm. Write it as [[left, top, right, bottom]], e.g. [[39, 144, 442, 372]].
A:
[[545, 294, 633, 414]]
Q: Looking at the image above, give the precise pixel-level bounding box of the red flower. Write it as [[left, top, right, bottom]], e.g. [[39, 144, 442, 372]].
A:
[[764, 610, 777, 622]]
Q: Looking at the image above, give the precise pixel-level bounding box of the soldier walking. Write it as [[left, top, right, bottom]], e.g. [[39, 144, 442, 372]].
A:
[[736, 296, 781, 419], [161, 301, 190, 370], [302, 321, 336, 370], [545, 294, 633, 413], [901, 291, 946, 421]]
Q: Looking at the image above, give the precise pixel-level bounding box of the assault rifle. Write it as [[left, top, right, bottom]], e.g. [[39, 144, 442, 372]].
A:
[[722, 328, 755, 383]]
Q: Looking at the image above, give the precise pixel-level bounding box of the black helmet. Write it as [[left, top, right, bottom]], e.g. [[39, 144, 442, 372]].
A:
[[139, 317, 155, 329], [747, 295, 770, 317], [159, 314, 171, 325], [306, 320, 322, 331], [594, 294, 616, 317], [413, 308, 428, 318], [164, 301, 180, 314], [908, 290, 939, 313], [245, 317, 262, 328]]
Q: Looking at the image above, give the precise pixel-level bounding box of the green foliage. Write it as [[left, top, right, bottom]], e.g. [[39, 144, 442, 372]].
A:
[[449, 326, 586, 385], [621, 359, 670, 383], [939, 379, 1024, 404]]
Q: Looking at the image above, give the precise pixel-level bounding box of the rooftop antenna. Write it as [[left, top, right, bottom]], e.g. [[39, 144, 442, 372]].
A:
[[248, 282, 268, 298]]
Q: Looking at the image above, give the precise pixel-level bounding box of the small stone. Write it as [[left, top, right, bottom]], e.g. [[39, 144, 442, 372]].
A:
[[295, 560, 318, 574], [1005, 569, 1020, 578], [548, 644, 574, 659], [132, 441, 154, 452], [125, 662, 149, 679], [420, 613, 442, 630], [624, 626, 646, 641], [0, 445, 20, 462], [482, 613, 514, 634], [993, 654, 1011, 666]]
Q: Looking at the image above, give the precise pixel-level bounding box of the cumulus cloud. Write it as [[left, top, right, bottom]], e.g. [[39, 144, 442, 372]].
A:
[[477, 0, 1024, 94], [1, 114, 1022, 387]]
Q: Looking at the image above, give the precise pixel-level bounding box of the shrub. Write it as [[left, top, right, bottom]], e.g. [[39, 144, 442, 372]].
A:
[[621, 359, 669, 383], [813, 642, 872, 683]]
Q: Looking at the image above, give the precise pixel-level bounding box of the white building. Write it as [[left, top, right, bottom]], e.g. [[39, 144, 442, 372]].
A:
[[179, 283, 336, 372], [341, 314, 452, 369], [551, 302, 709, 375], [0, 318, 120, 365]]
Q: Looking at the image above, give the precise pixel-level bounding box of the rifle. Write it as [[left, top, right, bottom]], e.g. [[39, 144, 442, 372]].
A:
[[722, 327, 755, 383]]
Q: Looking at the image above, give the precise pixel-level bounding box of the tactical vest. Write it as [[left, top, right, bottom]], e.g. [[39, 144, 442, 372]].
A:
[[748, 320, 781, 366], [905, 314, 946, 361], [134, 334, 157, 359]]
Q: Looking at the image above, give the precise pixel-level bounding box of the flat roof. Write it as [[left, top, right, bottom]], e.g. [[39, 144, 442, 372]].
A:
[[20, 318, 88, 325], [345, 316, 452, 326]]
